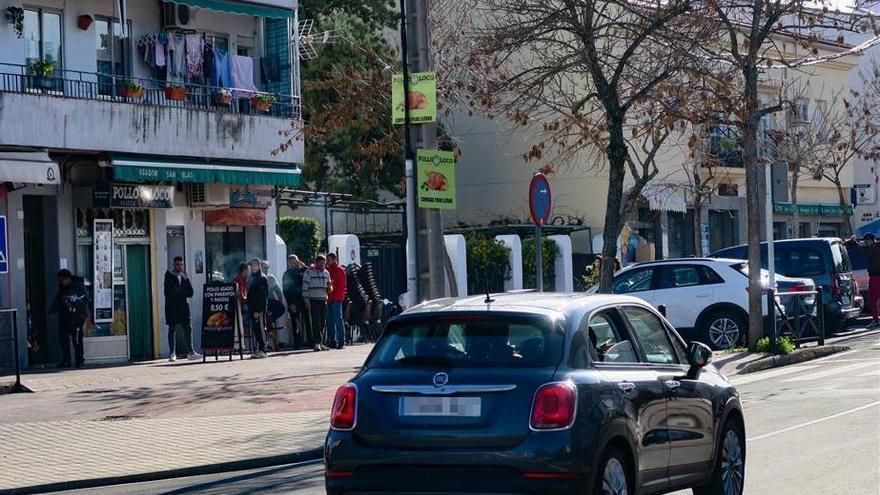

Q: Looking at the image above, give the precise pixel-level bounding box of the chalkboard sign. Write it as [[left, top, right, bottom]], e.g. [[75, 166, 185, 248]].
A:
[[201, 282, 236, 351]]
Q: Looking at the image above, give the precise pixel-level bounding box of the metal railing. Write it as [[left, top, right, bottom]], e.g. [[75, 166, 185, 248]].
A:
[[770, 287, 826, 349], [0, 308, 24, 394], [0, 63, 300, 120]]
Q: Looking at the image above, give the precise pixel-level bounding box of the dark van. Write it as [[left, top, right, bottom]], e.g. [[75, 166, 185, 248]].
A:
[[712, 238, 860, 332]]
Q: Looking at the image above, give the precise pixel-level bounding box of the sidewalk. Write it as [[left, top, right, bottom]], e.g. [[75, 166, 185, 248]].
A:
[[0, 345, 373, 494]]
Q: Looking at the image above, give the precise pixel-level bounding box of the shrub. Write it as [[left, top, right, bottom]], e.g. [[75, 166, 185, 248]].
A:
[[750, 336, 794, 355], [277, 217, 321, 263], [465, 234, 511, 295], [522, 237, 558, 291]]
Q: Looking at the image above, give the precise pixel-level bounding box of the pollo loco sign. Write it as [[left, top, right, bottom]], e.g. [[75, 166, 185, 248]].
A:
[[416, 149, 456, 210]]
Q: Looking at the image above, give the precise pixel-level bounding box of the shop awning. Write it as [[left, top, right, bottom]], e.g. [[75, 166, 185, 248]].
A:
[[0, 151, 61, 185], [111, 156, 301, 187], [641, 185, 688, 213], [162, 0, 294, 18]]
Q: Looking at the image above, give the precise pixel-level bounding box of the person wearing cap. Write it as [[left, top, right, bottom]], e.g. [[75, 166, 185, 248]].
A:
[[326, 253, 348, 349], [247, 258, 270, 358], [302, 255, 332, 351], [848, 233, 880, 327], [49, 269, 89, 368]]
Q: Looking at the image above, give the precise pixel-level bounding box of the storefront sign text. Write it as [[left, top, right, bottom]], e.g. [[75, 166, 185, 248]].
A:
[[416, 149, 456, 210], [95, 183, 174, 209]]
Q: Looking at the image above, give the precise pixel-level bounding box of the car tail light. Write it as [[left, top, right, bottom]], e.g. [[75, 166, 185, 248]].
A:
[[785, 283, 810, 293], [831, 277, 841, 296], [330, 384, 357, 430], [530, 382, 577, 430]]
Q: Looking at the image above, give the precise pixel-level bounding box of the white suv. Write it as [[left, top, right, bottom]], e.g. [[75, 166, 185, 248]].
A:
[[610, 258, 797, 349]]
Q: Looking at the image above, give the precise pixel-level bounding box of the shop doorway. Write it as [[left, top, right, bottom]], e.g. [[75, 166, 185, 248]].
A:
[[166, 226, 185, 271], [126, 245, 153, 360], [23, 196, 52, 365]]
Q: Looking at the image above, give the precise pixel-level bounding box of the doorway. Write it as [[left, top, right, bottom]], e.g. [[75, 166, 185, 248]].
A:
[[126, 245, 153, 360], [23, 196, 49, 364]]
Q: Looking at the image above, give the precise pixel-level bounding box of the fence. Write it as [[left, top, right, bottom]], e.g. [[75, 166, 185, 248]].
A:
[[0, 63, 300, 120], [0, 308, 24, 393], [771, 287, 825, 349]]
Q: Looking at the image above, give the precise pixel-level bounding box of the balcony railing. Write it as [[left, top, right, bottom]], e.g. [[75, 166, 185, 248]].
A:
[[704, 125, 744, 168], [0, 63, 300, 120]]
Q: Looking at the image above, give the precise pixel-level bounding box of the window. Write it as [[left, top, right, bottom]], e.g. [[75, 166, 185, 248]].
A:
[[621, 306, 679, 365], [367, 317, 564, 369], [583, 311, 639, 364], [659, 266, 702, 289], [776, 247, 826, 277], [95, 17, 131, 95], [698, 266, 725, 284], [612, 268, 654, 294], [831, 242, 852, 274], [24, 8, 63, 88]]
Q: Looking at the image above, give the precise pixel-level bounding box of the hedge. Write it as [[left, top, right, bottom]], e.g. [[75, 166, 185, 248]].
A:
[[277, 216, 321, 263], [465, 234, 512, 295], [522, 237, 558, 291]]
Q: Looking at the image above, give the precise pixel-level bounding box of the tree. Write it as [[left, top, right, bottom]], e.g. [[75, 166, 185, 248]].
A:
[[277, 1, 404, 199], [433, 0, 715, 291], [696, 0, 877, 345]]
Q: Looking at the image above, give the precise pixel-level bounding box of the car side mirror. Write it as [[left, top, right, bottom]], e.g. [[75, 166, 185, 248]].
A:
[[686, 341, 713, 380]]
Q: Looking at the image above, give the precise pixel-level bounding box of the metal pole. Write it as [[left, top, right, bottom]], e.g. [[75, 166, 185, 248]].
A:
[[765, 163, 776, 344], [12, 310, 22, 393], [399, 0, 419, 305], [767, 290, 777, 354], [535, 225, 543, 292], [817, 286, 825, 346]]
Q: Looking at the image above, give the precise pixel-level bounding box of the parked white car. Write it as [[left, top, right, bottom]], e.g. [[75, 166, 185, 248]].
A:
[[610, 258, 808, 349]]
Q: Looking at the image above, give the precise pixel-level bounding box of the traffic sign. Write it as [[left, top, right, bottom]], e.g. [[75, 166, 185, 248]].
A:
[[0, 216, 8, 274], [529, 173, 552, 226]]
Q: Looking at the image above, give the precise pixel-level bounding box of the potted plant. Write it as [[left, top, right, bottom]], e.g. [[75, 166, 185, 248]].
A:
[[29, 59, 55, 90], [121, 80, 145, 99], [213, 88, 233, 106], [5, 6, 24, 38], [250, 93, 275, 112], [164, 84, 187, 101]]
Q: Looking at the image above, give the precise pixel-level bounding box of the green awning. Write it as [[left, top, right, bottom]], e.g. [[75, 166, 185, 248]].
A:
[[163, 0, 294, 19], [112, 156, 301, 187]]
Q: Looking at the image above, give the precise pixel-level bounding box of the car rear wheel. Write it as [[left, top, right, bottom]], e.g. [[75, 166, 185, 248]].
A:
[[693, 419, 746, 495], [702, 310, 745, 350], [594, 446, 632, 495]]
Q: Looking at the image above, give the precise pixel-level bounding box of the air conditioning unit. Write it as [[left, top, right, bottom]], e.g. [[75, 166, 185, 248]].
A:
[[161, 2, 191, 29], [186, 184, 228, 207]]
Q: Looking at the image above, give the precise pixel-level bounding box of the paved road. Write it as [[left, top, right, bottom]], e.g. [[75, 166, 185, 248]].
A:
[[51, 331, 880, 495]]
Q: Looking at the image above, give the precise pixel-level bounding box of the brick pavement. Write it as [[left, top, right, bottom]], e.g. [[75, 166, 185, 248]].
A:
[[0, 345, 372, 492]]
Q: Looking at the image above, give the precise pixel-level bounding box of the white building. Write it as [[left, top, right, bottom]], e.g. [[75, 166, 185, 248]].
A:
[[0, 0, 304, 367]]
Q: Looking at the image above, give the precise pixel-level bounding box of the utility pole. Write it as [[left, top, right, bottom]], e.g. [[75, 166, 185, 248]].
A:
[[398, 0, 419, 305], [404, 0, 446, 300]]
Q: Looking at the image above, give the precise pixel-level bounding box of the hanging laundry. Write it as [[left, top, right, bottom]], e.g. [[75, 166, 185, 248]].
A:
[[166, 34, 186, 83], [213, 49, 232, 88], [155, 39, 166, 68], [261, 54, 281, 84], [185, 34, 204, 80], [230, 54, 258, 95], [202, 45, 214, 87]]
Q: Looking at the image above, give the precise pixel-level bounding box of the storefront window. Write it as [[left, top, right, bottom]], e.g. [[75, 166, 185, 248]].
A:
[[205, 225, 266, 282]]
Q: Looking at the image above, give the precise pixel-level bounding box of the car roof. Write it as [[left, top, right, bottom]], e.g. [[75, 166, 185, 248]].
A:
[[714, 238, 841, 252], [623, 257, 742, 269], [402, 292, 648, 318]]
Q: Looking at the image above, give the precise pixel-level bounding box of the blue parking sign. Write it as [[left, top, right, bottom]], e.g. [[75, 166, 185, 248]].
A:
[[0, 216, 7, 274]]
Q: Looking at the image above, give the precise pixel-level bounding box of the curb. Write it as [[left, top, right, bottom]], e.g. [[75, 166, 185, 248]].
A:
[[738, 345, 849, 374], [0, 448, 324, 495]]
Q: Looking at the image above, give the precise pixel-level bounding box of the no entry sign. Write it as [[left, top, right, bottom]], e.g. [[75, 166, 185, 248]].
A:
[[529, 172, 552, 226]]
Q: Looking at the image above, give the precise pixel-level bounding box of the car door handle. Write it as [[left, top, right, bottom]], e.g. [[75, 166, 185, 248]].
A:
[[664, 380, 681, 391], [617, 382, 636, 393], [696, 293, 710, 298]]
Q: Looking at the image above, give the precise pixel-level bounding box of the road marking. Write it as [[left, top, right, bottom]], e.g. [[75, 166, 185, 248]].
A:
[[781, 362, 876, 382], [748, 401, 880, 442], [731, 365, 820, 386], [857, 369, 880, 377]]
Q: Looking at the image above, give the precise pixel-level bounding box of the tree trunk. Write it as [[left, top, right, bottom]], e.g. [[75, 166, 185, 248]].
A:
[[599, 120, 629, 293], [742, 69, 764, 347], [693, 195, 703, 257], [834, 179, 853, 237], [790, 164, 800, 238]]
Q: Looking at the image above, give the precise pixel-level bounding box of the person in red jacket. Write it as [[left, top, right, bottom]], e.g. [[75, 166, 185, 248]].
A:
[[326, 253, 348, 349]]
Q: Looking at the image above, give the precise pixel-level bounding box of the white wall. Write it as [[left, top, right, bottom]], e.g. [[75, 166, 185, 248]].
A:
[[549, 235, 573, 292], [495, 234, 522, 291], [443, 234, 467, 297]]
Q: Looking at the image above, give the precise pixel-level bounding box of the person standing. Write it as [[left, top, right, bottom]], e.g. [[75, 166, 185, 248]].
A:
[[247, 258, 270, 358], [302, 255, 331, 352], [326, 253, 348, 349], [848, 234, 880, 327], [50, 269, 89, 368], [282, 254, 307, 348], [164, 257, 202, 362]]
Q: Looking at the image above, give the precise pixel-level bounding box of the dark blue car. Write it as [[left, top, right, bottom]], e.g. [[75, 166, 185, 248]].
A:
[[325, 293, 745, 495]]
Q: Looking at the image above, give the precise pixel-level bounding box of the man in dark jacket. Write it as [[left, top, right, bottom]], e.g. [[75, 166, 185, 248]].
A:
[[50, 269, 89, 368], [247, 258, 269, 358], [164, 257, 201, 361], [848, 234, 880, 327], [282, 254, 307, 348]]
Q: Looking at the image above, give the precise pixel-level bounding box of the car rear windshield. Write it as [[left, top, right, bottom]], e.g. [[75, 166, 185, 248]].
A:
[[831, 242, 853, 273], [366, 315, 564, 369]]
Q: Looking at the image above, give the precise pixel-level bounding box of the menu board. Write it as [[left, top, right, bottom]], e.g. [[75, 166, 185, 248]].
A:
[[201, 282, 236, 350], [93, 219, 114, 323]]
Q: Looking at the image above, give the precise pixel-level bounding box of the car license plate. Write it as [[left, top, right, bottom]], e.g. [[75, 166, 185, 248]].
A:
[[399, 396, 482, 417]]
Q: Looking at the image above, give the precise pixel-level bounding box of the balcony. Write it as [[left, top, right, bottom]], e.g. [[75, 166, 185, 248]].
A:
[[0, 64, 303, 165]]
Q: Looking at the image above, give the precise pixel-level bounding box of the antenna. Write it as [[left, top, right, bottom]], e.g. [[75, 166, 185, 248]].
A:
[[293, 19, 337, 61]]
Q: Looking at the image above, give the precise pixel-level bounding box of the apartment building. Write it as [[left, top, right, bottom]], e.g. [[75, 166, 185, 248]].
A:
[[0, 0, 304, 367]]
